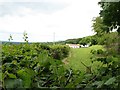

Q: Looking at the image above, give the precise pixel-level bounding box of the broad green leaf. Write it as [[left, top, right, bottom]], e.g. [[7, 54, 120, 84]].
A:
[[8, 73, 16, 79], [17, 68, 34, 88], [92, 81, 104, 88], [97, 81, 104, 88], [104, 77, 116, 85]]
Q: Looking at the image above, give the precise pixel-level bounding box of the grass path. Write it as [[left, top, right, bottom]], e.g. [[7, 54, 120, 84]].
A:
[[64, 45, 103, 72]]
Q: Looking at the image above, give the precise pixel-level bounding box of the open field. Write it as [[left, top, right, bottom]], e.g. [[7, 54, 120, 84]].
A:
[[64, 45, 103, 73]]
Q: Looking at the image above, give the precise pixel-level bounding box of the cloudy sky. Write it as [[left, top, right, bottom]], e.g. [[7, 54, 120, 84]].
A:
[[0, 0, 101, 42]]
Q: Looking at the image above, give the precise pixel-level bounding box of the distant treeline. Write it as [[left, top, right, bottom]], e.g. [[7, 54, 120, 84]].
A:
[[1, 32, 117, 46]]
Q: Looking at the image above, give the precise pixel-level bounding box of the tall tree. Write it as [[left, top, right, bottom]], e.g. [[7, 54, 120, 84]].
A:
[[99, 1, 120, 54]]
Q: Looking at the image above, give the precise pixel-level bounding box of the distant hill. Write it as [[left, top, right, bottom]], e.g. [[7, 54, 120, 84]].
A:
[[1, 41, 54, 44], [1, 41, 28, 44]]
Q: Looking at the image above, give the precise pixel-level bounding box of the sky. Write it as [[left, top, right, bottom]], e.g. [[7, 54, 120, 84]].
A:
[[0, 0, 101, 42]]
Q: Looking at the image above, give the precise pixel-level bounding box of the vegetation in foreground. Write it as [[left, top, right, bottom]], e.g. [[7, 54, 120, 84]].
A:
[[2, 41, 72, 88]]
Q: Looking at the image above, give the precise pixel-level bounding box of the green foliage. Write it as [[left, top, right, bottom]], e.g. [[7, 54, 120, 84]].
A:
[[90, 48, 120, 88], [99, 1, 120, 32], [17, 68, 34, 88], [2, 42, 76, 89], [79, 36, 98, 46], [49, 45, 70, 60], [79, 37, 90, 46], [92, 5, 120, 85], [2, 38, 120, 89], [104, 77, 116, 85], [65, 38, 82, 44], [99, 1, 120, 54], [92, 17, 109, 35], [8, 73, 16, 79]]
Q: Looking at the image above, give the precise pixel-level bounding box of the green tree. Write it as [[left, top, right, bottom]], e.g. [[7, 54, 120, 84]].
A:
[[65, 38, 82, 44], [99, 1, 120, 54], [79, 36, 91, 46], [88, 1, 120, 88], [92, 17, 109, 36]]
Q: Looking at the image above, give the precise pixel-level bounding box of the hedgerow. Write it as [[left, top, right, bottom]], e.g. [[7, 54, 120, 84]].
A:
[[1, 32, 120, 89]]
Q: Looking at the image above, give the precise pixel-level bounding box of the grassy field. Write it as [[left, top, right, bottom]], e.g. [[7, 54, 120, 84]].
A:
[[64, 45, 103, 73]]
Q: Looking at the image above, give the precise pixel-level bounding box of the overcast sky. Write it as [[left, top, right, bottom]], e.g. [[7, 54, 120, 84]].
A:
[[0, 0, 101, 42]]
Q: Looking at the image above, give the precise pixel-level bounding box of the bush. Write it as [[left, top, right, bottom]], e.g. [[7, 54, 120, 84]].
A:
[[97, 49, 104, 54], [49, 45, 70, 60]]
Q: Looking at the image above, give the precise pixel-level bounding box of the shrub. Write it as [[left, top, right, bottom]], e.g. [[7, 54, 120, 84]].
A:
[[2, 43, 72, 89], [49, 45, 70, 60]]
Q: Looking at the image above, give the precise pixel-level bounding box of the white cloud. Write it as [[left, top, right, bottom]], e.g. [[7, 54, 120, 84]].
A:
[[0, 0, 101, 42], [0, 0, 73, 3], [16, 7, 33, 15]]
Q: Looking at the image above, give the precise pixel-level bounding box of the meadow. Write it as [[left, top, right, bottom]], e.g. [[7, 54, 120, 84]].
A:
[[64, 45, 103, 73]]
